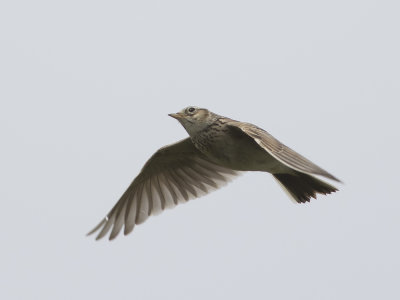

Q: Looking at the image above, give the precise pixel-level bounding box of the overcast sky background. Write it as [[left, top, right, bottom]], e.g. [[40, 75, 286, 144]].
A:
[[1, 1, 399, 299]]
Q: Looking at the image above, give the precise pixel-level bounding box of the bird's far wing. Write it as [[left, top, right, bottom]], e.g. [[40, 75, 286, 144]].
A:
[[88, 138, 240, 240], [226, 121, 341, 182]]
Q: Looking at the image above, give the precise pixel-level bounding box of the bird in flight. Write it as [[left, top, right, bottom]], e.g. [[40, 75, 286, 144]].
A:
[[88, 106, 341, 240]]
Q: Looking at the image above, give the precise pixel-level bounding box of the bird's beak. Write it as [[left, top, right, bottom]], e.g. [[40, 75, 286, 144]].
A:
[[168, 112, 184, 120]]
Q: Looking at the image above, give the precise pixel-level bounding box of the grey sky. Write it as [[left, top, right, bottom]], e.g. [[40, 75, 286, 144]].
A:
[[1, 0, 399, 299]]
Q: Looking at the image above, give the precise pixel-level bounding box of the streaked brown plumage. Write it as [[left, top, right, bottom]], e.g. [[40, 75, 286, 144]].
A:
[[88, 106, 341, 240]]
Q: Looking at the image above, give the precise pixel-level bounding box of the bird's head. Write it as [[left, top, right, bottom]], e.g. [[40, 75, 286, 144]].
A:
[[169, 106, 217, 136]]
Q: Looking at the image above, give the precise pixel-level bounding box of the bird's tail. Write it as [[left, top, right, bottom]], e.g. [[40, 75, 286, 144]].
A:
[[273, 171, 338, 203]]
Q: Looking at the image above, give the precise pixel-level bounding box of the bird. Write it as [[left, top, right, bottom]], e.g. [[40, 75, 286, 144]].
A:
[[88, 106, 341, 240]]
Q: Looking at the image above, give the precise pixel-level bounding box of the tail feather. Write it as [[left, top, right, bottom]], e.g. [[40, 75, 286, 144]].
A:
[[273, 172, 338, 203]]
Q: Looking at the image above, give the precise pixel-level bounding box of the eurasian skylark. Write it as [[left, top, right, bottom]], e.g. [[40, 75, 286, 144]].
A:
[[88, 106, 341, 240]]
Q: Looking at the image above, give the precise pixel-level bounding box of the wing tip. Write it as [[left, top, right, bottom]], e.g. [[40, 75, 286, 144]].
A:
[[86, 218, 106, 237], [320, 172, 343, 184]]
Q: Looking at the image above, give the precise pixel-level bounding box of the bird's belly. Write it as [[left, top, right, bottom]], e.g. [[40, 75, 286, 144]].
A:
[[202, 137, 286, 173]]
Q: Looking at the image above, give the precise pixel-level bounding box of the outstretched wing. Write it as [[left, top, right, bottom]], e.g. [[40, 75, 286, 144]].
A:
[[226, 121, 341, 182], [88, 138, 240, 240]]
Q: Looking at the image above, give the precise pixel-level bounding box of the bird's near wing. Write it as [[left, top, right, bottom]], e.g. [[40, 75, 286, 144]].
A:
[[88, 138, 240, 240], [226, 121, 341, 182]]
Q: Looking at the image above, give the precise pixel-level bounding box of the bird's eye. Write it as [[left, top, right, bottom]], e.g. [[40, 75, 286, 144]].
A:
[[187, 107, 196, 113]]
